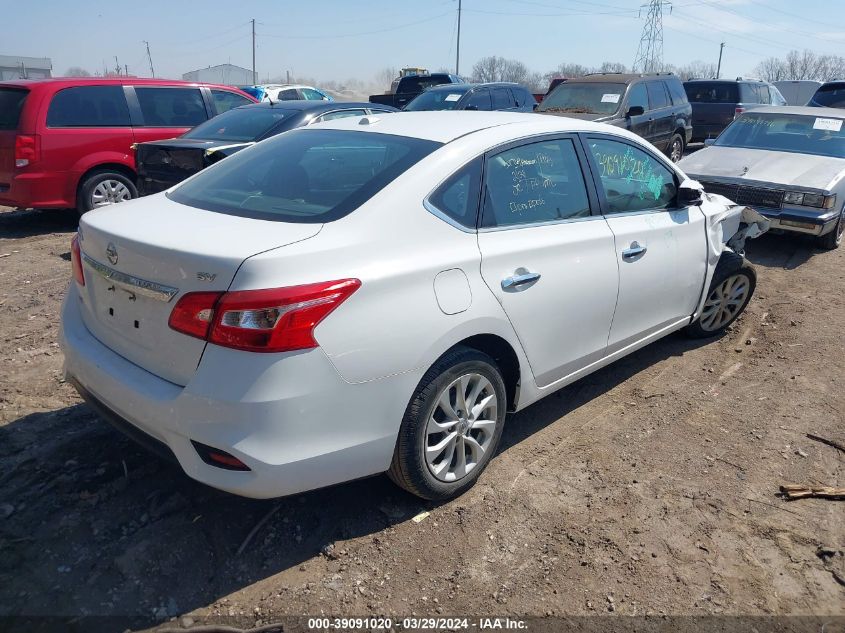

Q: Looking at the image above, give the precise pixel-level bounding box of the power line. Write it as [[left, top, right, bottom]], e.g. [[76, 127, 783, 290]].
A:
[[258, 12, 453, 40], [633, 0, 671, 72]]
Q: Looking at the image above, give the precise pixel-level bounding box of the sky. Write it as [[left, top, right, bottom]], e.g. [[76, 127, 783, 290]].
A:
[[4, 0, 845, 85]]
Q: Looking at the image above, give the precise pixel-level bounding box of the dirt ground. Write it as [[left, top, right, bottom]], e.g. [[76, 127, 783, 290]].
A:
[[0, 206, 843, 632]]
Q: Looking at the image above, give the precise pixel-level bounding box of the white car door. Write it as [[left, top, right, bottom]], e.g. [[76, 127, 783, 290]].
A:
[[477, 136, 620, 388], [582, 135, 708, 353]]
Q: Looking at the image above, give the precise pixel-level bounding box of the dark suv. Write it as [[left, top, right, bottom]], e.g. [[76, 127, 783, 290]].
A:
[[683, 78, 786, 142], [536, 72, 692, 162], [403, 83, 536, 112]]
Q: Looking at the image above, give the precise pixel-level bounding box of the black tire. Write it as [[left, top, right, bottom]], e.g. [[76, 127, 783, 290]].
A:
[[817, 208, 844, 251], [76, 169, 138, 215], [685, 253, 756, 339], [667, 133, 684, 163], [388, 346, 507, 501]]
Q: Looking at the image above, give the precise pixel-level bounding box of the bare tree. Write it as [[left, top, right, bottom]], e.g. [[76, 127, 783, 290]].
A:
[[374, 67, 397, 91], [599, 61, 628, 74], [471, 56, 534, 86], [64, 66, 91, 77], [669, 60, 717, 81], [753, 49, 845, 82]]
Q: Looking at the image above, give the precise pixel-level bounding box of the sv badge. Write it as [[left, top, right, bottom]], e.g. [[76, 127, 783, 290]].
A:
[[197, 272, 217, 283]]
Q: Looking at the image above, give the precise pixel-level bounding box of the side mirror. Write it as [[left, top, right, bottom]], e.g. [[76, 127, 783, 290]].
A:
[[677, 181, 704, 207], [626, 105, 645, 117], [464, 104, 478, 111], [704, 138, 716, 147]]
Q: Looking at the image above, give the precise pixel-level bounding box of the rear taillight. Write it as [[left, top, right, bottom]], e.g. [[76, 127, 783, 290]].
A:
[[70, 235, 85, 286], [734, 107, 745, 120], [168, 279, 360, 353], [14, 134, 38, 168]]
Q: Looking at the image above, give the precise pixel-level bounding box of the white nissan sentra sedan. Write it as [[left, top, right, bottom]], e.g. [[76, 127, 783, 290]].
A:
[[60, 112, 767, 500]]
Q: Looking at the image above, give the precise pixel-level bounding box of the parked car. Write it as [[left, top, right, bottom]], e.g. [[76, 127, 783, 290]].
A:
[[369, 73, 463, 109], [61, 112, 767, 501], [536, 72, 692, 162], [808, 81, 845, 108], [258, 84, 333, 102], [136, 101, 397, 195], [683, 78, 787, 142], [679, 106, 845, 250], [774, 80, 822, 106], [533, 77, 567, 104], [0, 78, 255, 214], [403, 83, 535, 112]]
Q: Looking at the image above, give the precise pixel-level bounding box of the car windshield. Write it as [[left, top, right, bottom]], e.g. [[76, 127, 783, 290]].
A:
[[0, 88, 28, 130], [538, 82, 626, 115], [168, 129, 442, 223], [404, 87, 470, 111], [684, 82, 740, 103], [182, 107, 296, 142], [810, 83, 845, 108], [715, 112, 845, 159]]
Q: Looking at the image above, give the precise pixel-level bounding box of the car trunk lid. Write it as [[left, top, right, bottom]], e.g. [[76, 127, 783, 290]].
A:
[[76, 195, 322, 385]]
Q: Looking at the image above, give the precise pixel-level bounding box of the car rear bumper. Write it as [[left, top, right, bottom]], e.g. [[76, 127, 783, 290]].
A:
[[138, 175, 187, 197], [59, 286, 416, 499], [0, 170, 74, 209], [756, 206, 840, 236]]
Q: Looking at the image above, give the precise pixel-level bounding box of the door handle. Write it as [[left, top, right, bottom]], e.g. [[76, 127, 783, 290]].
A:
[[501, 272, 541, 290], [622, 242, 647, 260]]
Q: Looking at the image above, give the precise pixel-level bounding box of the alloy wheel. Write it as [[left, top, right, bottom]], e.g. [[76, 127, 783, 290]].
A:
[[91, 180, 132, 208], [670, 138, 683, 162], [699, 273, 751, 332], [424, 372, 498, 482]]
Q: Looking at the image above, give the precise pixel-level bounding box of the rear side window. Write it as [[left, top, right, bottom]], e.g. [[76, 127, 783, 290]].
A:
[[0, 88, 28, 130], [301, 88, 326, 101], [646, 82, 669, 109], [466, 89, 492, 111], [666, 80, 688, 105], [211, 89, 252, 114], [135, 87, 207, 127], [168, 129, 442, 223], [46, 86, 130, 127], [427, 158, 482, 228], [684, 82, 739, 103], [279, 89, 300, 100], [482, 138, 591, 228]]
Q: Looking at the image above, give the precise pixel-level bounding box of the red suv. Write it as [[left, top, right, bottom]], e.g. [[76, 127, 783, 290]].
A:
[[0, 78, 256, 214]]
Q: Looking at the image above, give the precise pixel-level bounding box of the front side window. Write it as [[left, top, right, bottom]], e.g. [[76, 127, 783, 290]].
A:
[[135, 87, 206, 127], [465, 89, 492, 111], [168, 129, 441, 223], [182, 107, 295, 142], [482, 138, 591, 228], [428, 158, 482, 228], [492, 88, 512, 110], [715, 112, 845, 159], [46, 86, 130, 127], [646, 82, 669, 109], [301, 88, 326, 101], [538, 82, 626, 115], [279, 89, 300, 100], [211, 89, 253, 114], [587, 138, 677, 214], [627, 83, 649, 112]]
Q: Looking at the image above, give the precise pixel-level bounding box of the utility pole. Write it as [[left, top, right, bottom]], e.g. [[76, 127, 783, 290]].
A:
[[633, 0, 671, 73], [124, 64, 129, 76], [114, 56, 121, 76], [456, 0, 462, 76], [251, 18, 256, 85], [144, 40, 155, 77], [716, 42, 725, 79]]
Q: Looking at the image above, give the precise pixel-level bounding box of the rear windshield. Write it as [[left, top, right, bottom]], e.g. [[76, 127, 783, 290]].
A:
[[810, 83, 845, 108], [715, 112, 845, 159], [538, 82, 626, 115], [0, 88, 29, 130], [404, 87, 470, 111], [683, 82, 739, 103], [183, 107, 297, 142], [168, 129, 442, 223], [400, 75, 455, 93]]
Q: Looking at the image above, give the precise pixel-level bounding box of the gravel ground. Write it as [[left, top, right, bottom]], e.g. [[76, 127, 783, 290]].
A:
[[0, 206, 843, 632]]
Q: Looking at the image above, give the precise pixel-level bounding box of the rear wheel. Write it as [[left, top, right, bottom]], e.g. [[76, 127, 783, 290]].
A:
[[77, 170, 137, 215], [668, 133, 684, 163], [388, 346, 507, 500], [817, 208, 844, 250], [685, 256, 756, 338]]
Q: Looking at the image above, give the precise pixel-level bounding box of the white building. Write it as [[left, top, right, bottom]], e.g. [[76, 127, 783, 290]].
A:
[[182, 63, 254, 86], [0, 55, 52, 80]]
